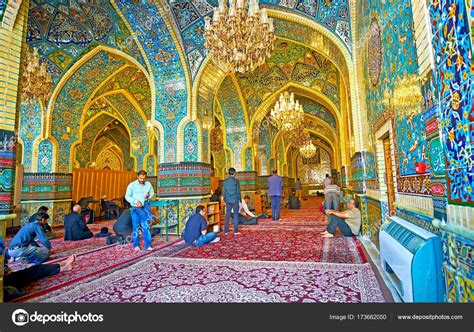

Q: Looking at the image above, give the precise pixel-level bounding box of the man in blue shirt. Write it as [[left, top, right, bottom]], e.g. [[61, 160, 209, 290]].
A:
[[28, 206, 52, 235], [222, 167, 241, 235], [1, 236, 76, 301], [268, 169, 283, 222], [8, 213, 52, 264], [125, 170, 155, 252], [183, 205, 219, 246]]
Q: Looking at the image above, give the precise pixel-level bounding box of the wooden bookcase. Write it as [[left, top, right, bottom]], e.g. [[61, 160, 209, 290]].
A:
[[205, 202, 220, 232], [254, 193, 266, 213]]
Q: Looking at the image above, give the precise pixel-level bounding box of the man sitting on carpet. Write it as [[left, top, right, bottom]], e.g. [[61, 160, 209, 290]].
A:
[[7, 213, 52, 264], [322, 199, 361, 238], [286, 190, 301, 210], [183, 205, 220, 246], [77, 196, 98, 224], [235, 195, 268, 225], [1, 236, 76, 301], [64, 205, 93, 241]]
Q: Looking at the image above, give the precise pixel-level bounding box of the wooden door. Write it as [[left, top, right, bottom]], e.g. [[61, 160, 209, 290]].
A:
[[383, 137, 395, 215]]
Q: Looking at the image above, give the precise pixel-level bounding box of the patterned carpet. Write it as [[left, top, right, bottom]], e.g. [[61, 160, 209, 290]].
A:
[[172, 228, 366, 264], [10, 197, 387, 303], [42, 257, 385, 303], [7, 219, 117, 272]]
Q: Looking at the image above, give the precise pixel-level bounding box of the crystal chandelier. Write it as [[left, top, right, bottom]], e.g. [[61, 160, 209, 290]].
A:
[[299, 142, 317, 159], [20, 47, 53, 105], [204, 0, 275, 74], [270, 91, 304, 132]]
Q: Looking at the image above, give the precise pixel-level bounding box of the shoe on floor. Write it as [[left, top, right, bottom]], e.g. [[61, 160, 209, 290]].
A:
[[233, 232, 241, 235], [210, 237, 220, 243], [146, 247, 154, 251], [133, 247, 141, 253]]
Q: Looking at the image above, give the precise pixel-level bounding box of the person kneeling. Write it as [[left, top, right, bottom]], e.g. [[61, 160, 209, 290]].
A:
[[322, 199, 361, 238], [64, 205, 93, 241], [8, 213, 52, 264], [286, 190, 301, 209], [183, 205, 219, 246], [2, 235, 76, 301]]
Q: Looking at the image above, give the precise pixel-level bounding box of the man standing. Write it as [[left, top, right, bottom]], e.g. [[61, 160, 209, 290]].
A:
[[324, 181, 341, 211], [183, 205, 219, 246], [222, 167, 241, 235], [125, 170, 155, 252], [295, 178, 303, 200], [268, 169, 283, 222], [323, 174, 332, 188], [7, 213, 52, 264], [64, 205, 93, 241], [322, 199, 361, 238]]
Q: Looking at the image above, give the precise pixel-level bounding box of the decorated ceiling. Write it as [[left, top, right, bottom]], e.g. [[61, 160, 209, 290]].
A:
[[295, 95, 337, 131], [237, 38, 340, 120], [94, 65, 152, 119], [26, 0, 145, 85], [168, 0, 351, 79]]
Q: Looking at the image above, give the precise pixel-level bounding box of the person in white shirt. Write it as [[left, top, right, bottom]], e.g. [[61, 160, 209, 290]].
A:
[[323, 174, 332, 188], [231, 195, 268, 225], [324, 182, 341, 211]]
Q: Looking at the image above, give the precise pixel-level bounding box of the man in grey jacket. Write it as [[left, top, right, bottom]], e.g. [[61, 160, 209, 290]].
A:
[[222, 167, 241, 235]]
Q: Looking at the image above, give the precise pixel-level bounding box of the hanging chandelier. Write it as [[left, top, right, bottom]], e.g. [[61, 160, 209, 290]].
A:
[[204, 0, 275, 74], [299, 142, 317, 159], [20, 47, 53, 105], [270, 91, 304, 132]]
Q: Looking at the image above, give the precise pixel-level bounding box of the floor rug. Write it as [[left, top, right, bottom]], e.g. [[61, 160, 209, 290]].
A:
[[13, 237, 180, 302], [173, 228, 366, 264], [42, 257, 386, 303]]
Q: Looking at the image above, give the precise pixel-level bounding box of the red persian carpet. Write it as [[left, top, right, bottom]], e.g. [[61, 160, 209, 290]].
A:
[[7, 220, 117, 272], [14, 237, 180, 303], [41, 257, 385, 303], [173, 228, 366, 264]]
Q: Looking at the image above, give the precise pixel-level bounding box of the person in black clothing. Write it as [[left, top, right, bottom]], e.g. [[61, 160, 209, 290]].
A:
[[77, 196, 97, 224], [64, 205, 93, 241], [28, 206, 53, 234], [286, 190, 301, 209], [1, 236, 76, 301], [108, 209, 133, 244], [210, 189, 221, 202]]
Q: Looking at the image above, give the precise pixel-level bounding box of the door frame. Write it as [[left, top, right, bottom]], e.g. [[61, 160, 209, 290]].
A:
[[375, 121, 397, 216]]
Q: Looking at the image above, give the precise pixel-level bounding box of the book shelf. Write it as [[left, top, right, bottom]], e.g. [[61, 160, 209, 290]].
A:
[[206, 201, 220, 232], [254, 193, 266, 213]]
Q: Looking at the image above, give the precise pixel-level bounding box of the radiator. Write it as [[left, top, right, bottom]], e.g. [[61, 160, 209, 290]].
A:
[[379, 216, 444, 302]]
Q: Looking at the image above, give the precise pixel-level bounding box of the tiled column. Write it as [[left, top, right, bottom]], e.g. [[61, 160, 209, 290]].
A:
[[20, 173, 72, 227], [157, 162, 211, 231]]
